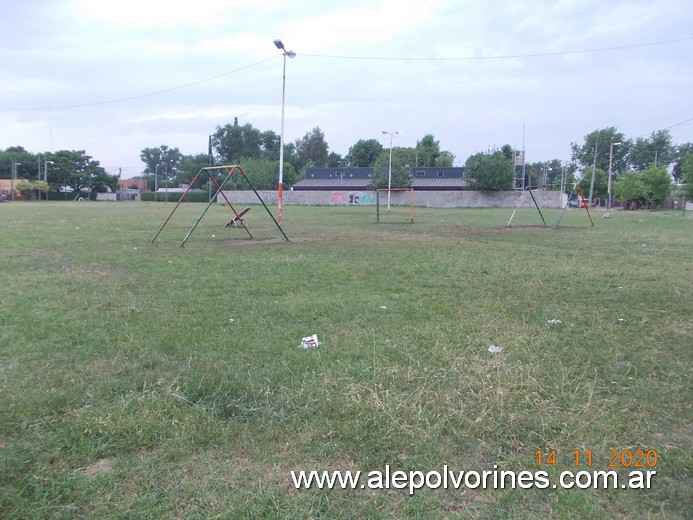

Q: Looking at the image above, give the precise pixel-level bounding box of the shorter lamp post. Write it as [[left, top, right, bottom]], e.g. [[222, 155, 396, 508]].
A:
[[11, 162, 21, 201], [606, 141, 621, 215], [381, 130, 400, 211]]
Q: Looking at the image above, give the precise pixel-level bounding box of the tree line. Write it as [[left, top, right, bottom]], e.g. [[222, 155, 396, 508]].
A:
[[2, 120, 692, 207]]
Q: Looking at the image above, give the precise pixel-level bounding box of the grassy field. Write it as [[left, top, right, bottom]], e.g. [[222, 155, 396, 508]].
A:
[[0, 201, 691, 519]]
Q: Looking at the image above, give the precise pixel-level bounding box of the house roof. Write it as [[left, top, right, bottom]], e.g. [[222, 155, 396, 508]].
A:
[[292, 178, 370, 190], [412, 177, 463, 190], [292, 166, 466, 191]]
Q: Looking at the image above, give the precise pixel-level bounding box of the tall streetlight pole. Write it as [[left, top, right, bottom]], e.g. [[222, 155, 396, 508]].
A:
[[274, 39, 296, 225], [155, 164, 159, 203], [606, 141, 621, 215], [381, 130, 400, 211], [44, 160, 55, 201]]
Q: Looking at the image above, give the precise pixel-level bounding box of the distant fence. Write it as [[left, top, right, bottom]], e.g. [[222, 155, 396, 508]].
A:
[[217, 189, 565, 209]]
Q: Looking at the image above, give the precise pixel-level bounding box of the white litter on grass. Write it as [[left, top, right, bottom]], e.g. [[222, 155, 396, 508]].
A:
[[228, 318, 236, 323], [299, 334, 319, 349], [133, 247, 138, 250], [547, 319, 562, 325], [75, 226, 80, 230], [617, 318, 625, 324], [488, 345, 503, 354], [212, 234, 216, 238], [380, 305, 387, 309]]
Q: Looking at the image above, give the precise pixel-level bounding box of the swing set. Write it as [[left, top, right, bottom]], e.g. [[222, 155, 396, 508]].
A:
[[506, 183, 594, 228], [151, 165, 289, 247]]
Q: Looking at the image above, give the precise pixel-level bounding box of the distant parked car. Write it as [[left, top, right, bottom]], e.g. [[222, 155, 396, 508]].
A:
[[569, 197, 589, 208]]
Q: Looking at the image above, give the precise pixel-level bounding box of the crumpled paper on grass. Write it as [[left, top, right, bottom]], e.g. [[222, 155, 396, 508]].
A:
[[299, 334, 320, 349]]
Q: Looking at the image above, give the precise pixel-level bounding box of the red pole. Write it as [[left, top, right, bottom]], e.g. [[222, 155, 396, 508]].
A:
[[151, 171, 200, 243]]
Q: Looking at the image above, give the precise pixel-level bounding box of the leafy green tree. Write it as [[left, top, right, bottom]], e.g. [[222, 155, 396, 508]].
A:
[[639, 164, 672, 207], [140, 145, 184, 190], [176, 153, 212, 186], [415, 134, 441, 167], [368, 150, 411, 189], [326, 152, 344, 167], [672, 143, 693, 182], [394, 146, 417, 168], [0, 146, 39, 180], [33, 180, 49, 196], [346, 139, 384, 166], [500, 144, 515, 162], [628, 130, 675, 172], [614, 171, 645, 208], [614, 165, 671, 209], [436, 151, 455, 167], [50, 150, 109, 193], [295, 127, 329, 169], [259, 129, 280, 161], [464, 149, 514, 191], [212, 119, 264, 164], [579, 169, 607, 201], [571, 127, 628, 177], [681, 152, 693, 200], [526, 159, 565, 190], [14, 180, 34, 197], [221, 157, 297, 190]]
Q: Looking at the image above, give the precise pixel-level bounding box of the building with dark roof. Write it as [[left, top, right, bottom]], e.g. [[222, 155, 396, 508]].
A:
[[291, 166, 466, 191]]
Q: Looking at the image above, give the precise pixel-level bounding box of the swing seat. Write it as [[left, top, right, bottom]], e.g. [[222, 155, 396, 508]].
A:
[[225, 208, 251, 227]]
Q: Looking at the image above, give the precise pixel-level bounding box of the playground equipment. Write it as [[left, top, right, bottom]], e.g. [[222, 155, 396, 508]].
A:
[[506, 184, 594, 228], [151, 165, 289, 247]]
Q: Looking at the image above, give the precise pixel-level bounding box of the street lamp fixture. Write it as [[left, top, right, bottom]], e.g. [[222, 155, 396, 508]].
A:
[[274, 38, 295, 225], [606, 141, 622, 215], [382, 130, 400, 211]]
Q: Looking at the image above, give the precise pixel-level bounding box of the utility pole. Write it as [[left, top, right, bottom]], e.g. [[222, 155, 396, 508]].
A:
[[588, 133, 599, 204]]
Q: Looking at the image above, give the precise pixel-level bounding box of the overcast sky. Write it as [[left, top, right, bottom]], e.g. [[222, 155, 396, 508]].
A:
[[1, 0, 691, 178]]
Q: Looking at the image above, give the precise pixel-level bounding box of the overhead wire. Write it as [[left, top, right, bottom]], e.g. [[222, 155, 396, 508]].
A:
[[3, 36, 691, 111], [300, 36, 693, 61]]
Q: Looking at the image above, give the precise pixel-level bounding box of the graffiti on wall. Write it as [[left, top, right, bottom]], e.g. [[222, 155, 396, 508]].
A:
[[260, 191, 298, 204], [331, 191, 375, 205]]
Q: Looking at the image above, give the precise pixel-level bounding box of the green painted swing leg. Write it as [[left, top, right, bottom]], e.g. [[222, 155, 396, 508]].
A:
[[180, 173, 233, 247], [241, 173, 290, 242]]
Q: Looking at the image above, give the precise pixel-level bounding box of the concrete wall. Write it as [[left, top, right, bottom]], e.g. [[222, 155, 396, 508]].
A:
[[217, 189, 565, 208]]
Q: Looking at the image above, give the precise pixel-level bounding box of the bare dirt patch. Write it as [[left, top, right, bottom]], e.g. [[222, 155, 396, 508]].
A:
[[78, 458, 113, 477], [222, 236, 317, 246]]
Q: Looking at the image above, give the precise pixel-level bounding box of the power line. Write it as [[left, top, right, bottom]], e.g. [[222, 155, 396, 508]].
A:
[[300, 36, 693, 61], [633, 116, 693, 139], [1, 55, 278, 111], [5, 36, 691, 112]]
